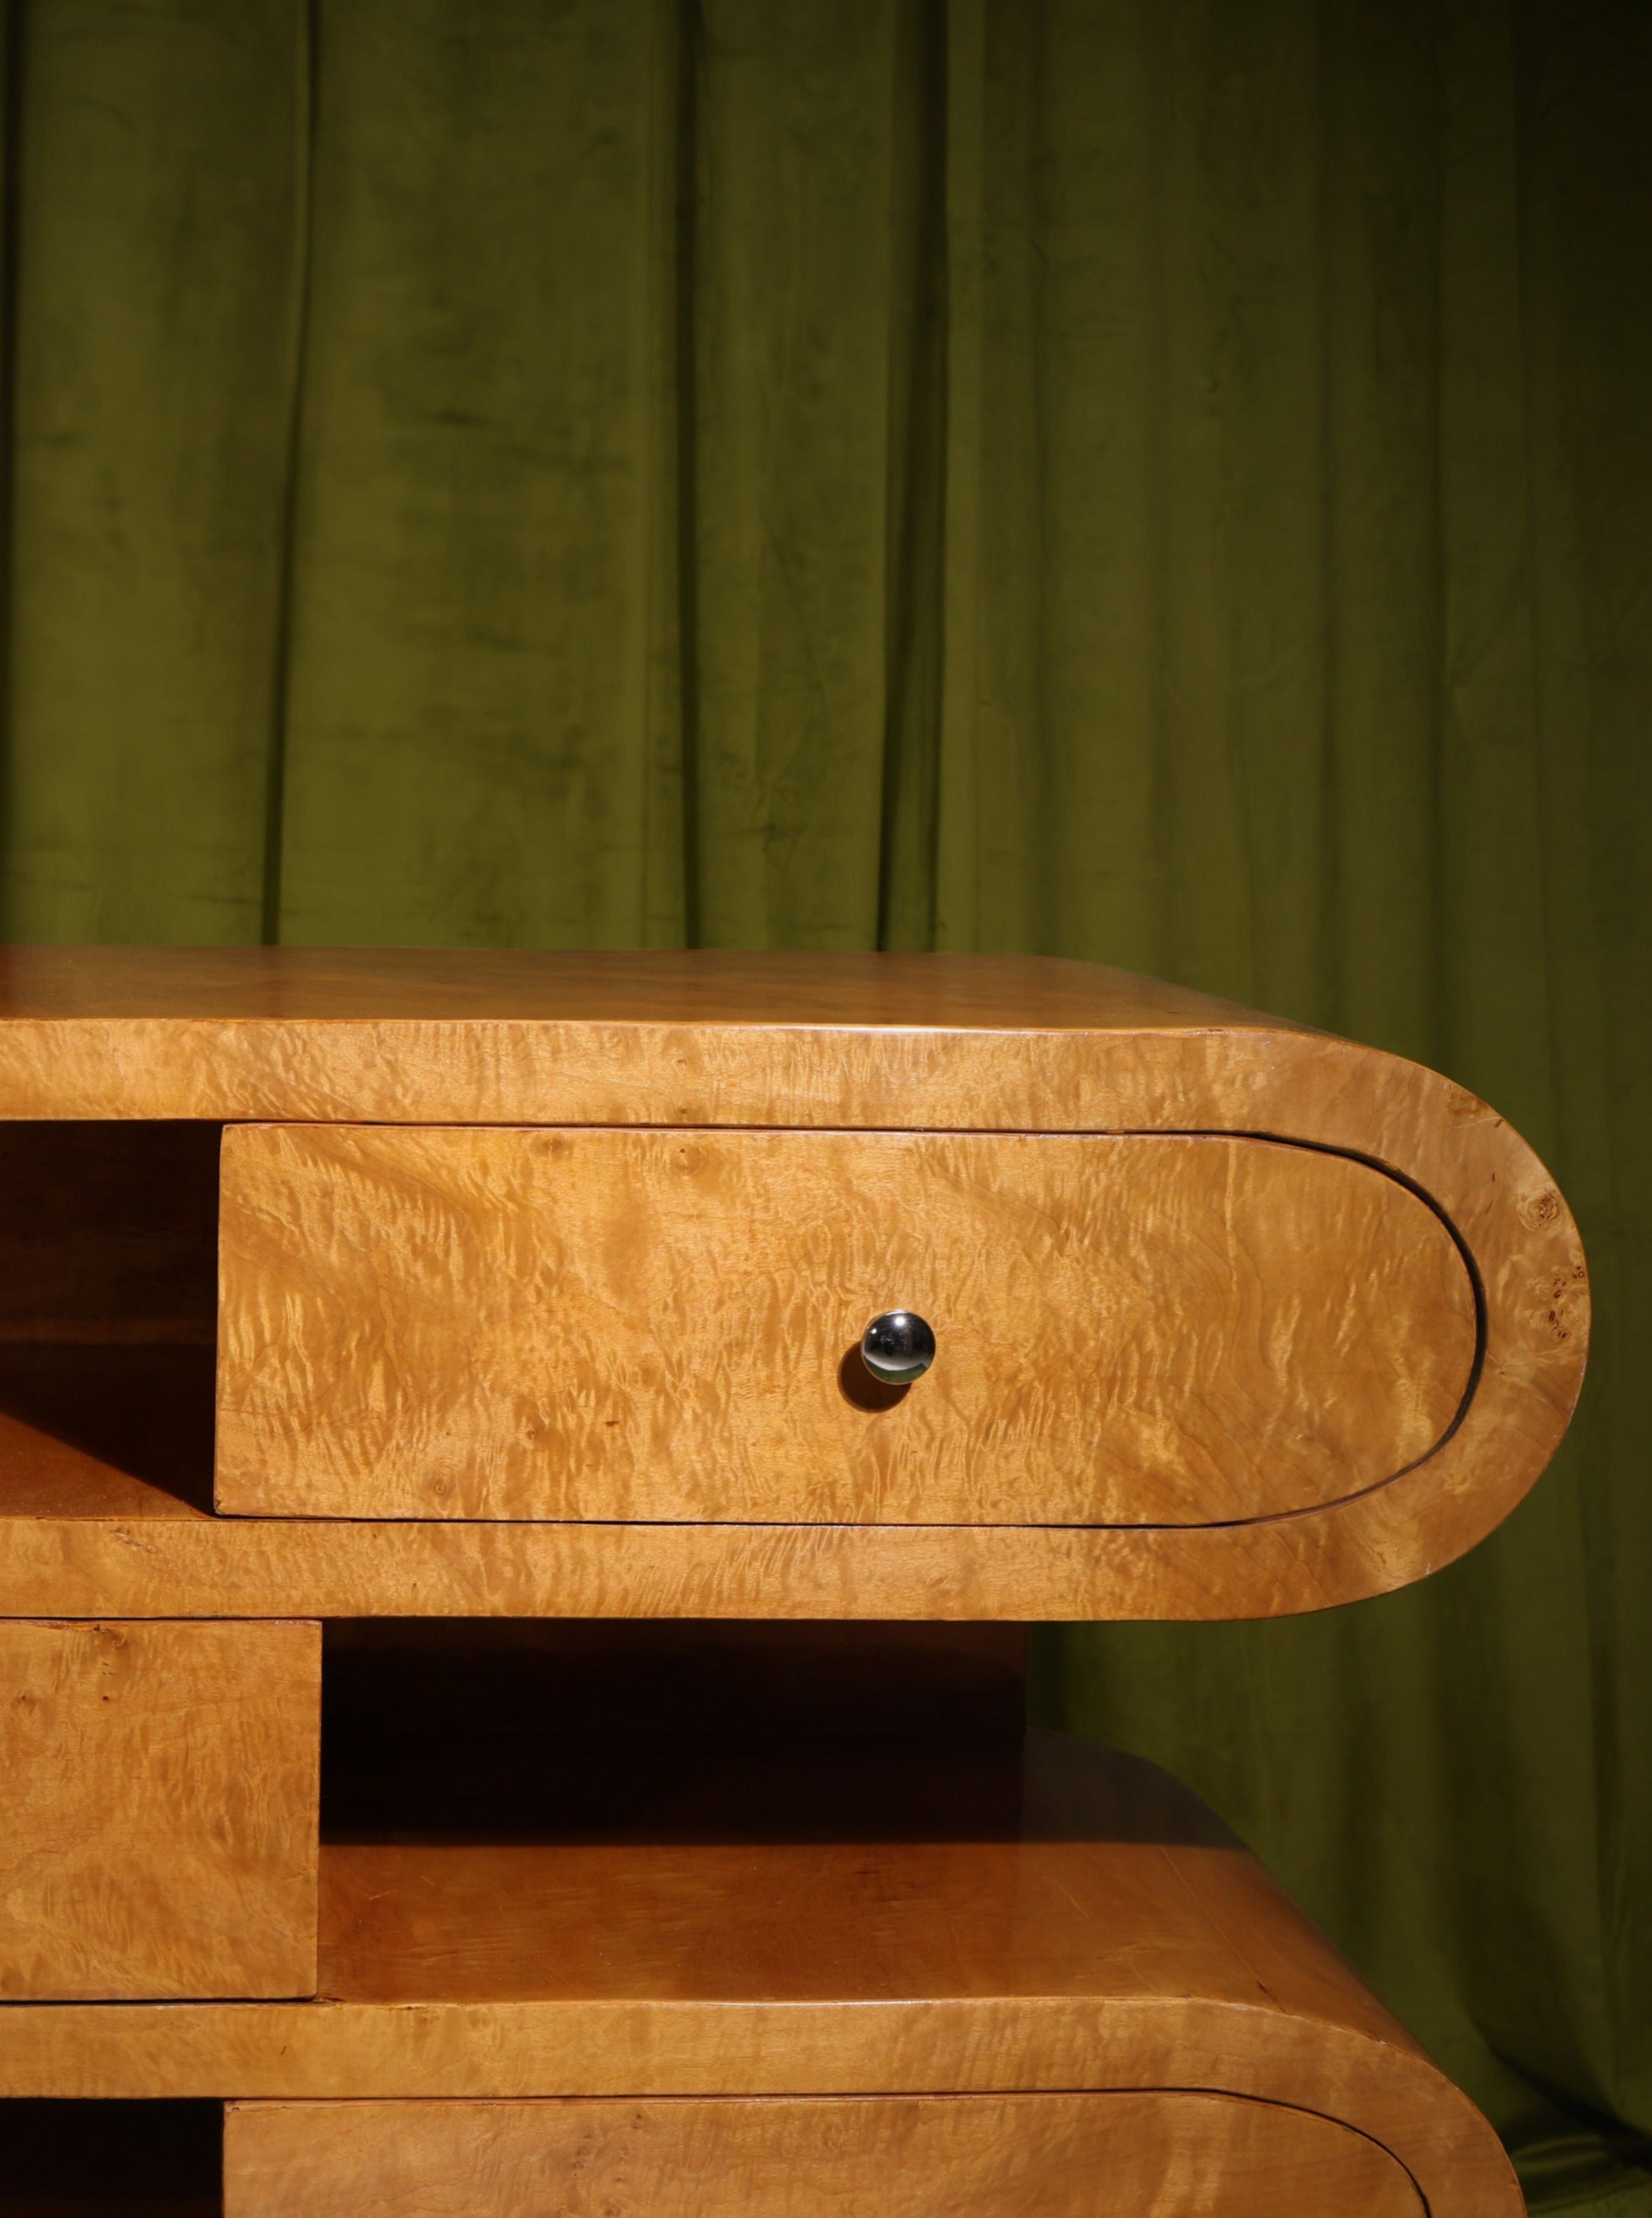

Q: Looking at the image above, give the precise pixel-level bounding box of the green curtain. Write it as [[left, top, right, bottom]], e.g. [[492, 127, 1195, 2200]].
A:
[[2, 1, 1647, 2206]]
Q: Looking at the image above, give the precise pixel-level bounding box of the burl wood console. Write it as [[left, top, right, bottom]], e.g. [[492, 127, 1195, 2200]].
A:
[[0, 949, 1588, 2216]]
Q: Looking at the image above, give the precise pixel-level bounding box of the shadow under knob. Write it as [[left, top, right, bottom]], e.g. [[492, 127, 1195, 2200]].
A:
[[861, 1310, 936, 1385]]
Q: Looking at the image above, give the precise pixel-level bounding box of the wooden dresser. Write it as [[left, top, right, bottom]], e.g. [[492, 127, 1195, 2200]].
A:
[[0, 948, 1589, 2216]]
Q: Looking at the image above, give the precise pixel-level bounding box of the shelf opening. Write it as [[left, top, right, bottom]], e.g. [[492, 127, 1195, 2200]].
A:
[[320, 1620, 1031, 1846], [0, 2100, 220, 2216], [0, 1121, 220, 1516]]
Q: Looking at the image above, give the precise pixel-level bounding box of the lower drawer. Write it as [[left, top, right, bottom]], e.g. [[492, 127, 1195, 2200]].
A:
[[224, 2092, 1424, 2216]]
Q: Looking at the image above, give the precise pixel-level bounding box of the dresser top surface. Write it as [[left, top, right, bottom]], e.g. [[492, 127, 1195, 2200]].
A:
[[0, 946, 1285, 1033]]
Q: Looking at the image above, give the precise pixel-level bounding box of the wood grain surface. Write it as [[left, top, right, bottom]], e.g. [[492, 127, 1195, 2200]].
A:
[[216, 1126, 1475, 1524], [0, 1735, 1520, 2215], [312, 1833, 1351, 2009], [222, 2091, 1425, 2216], [0, 947, 1266, 1042], [0, 947, 1591, 1611], [0, 1451, 1578, 1621], [0, 1619, 319, 2000], [304, 1732, 1411, 2026]]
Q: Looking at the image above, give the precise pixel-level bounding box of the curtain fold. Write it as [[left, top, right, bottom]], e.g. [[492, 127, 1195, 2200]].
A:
[[1, 2, 1646, 2206]]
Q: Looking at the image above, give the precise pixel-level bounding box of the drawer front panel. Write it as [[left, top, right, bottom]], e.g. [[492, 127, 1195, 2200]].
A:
[[0, 1620, 318, 2001], [224, 2093, 1423, 2216], [216, 1126, 1476, 1524]]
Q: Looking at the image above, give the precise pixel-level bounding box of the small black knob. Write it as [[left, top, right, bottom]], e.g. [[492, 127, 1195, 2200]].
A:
[[861, 1311, 936, 1385]]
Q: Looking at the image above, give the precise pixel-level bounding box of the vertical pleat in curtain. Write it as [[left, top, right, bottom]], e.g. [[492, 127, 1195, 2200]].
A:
[[1, 3, 1646, 2206]]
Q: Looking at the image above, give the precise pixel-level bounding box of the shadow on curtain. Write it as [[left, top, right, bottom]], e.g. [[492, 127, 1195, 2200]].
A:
[[0, 2, 1646, 2206]]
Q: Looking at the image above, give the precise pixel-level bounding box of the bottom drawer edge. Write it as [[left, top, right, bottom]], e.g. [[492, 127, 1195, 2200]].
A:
[[223, 2092, 1425, 2218]]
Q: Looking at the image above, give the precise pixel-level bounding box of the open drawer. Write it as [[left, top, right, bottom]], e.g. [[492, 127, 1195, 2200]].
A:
[[214, 1125, 1476, 1523]]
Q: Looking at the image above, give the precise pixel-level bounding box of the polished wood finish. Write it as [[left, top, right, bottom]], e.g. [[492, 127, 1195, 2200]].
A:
[[0, 953, 1561, 2209], [0, 948, 1590, 1611], [0, 1619, 320, 2000], [314, 1830, 1339, 2008], [0, 946, 1270, 1056], [0, 1734, 1520, 2215], [0, 1436, 1580, 1619], [217, 1125, 1474, 1524], [223, 2091, 1425, 2216]]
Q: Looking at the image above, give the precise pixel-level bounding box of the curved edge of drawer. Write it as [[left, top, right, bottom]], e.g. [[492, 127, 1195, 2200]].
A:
[[217, 2087, 1500, 2218], [0, 1014, 1588, 1618], [0, 1996, 1522, 2216], [1150, 1026, 1589, 1608]]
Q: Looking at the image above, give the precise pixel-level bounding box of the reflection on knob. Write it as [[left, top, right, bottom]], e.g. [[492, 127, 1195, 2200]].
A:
[[861, 1311, 936, 1385]]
